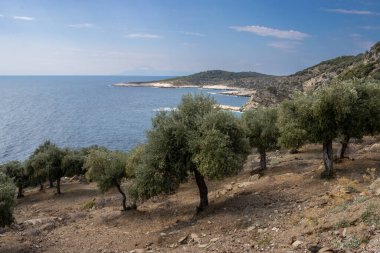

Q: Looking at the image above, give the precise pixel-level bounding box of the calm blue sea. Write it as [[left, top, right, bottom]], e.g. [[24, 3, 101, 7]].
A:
[[0, 76, 248, 164]]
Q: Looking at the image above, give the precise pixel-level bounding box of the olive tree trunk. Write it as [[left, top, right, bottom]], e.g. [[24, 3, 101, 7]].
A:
[[17, 185, 24, 198], [321, 139, 334, 178], [49, 178, 54, 188], [259, 149, 267, 171], [39, 181, 44, 191], [56, 178, 61, 194], [193, 168, 208, 213], [115, 182, 127, 211], [339, 134, 350, 159]]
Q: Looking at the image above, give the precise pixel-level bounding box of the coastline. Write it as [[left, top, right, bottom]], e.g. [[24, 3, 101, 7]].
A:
[[112, 82, 253, 97], [113, 82, 249, 112]]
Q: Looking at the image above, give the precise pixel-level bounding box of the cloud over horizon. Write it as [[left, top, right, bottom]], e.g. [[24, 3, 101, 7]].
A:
[[13, 16, 35, 21], [230, 25, 308, 40], [325, 9, 379, 15], [69, 23, 94, 28], [180, 31, 205, 37], [125, 33, 161, 39]]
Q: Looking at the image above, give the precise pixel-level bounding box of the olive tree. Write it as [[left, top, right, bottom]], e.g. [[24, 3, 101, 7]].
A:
[[25, 152, 48, 191], [277, 96, 308, 153], [0, 161, 28, 198], [85, 149, 130, 211], [281, 82, 362, 178], [61, 149, 85, 177], [0, 172, 16, 227], [44, 145, 65, 194], [334, 79, 380, 158], [25, 141, 65, 194], [242, 107, 280, 171], [130, 94, 249, 212]]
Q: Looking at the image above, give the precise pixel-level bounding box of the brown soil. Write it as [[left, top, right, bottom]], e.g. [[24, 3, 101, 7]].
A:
[[1, 137, 380, 253]]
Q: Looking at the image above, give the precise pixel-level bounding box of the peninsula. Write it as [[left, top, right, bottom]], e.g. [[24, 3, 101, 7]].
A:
[[114, 42, 380, 110]]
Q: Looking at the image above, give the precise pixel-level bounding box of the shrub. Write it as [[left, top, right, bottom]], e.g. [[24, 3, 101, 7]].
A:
[[0, 172, 16, 227]]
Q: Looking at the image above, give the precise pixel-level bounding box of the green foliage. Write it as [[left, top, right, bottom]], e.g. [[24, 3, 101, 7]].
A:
[[0, 172, 16, 227], [25, 151, 48, 185], [243, 107, 280, 153], [192, 129, 241, 179], [130, 94, 249, 204], [130, 112, 190, 201], [125, 145, 145, 178], [341, 63, 376, 79], [294, 55, 360, 76], [277, 97, 308, 151], [24, 140, 57, 185], [192, 111, 249, 179], [0, 161, 27, 190], [61, 149, 85, 177], [44, 144, 65, 181], [84, 149, 128, 193]]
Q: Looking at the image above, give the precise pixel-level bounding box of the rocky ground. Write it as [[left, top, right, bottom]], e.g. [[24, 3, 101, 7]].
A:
[[1, 137, 380, 253]]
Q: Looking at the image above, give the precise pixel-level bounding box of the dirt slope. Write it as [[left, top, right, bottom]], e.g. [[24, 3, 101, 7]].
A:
[[1, 137, 380, 253]]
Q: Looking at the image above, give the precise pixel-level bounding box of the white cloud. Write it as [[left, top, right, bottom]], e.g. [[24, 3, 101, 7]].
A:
[[268, 41, 301, 50], [361, 25, 380, 30], [230, 25, 308, 40], [181, 31, 205, 37], [13, 16, 35, 21], [325, 9, 378, 15], [69, 23, 94, 28], [125, 33, 161, 39], [350, 33, 361, 39]]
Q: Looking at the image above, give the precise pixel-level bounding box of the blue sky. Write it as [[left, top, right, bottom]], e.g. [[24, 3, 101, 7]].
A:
[[0, 0, 379, 76]]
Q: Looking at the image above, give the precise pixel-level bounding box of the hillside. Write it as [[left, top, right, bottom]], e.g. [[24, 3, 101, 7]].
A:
[[162, 70, 274, 86], [144, 42, 380, 109], [1, 137, 380, 253]]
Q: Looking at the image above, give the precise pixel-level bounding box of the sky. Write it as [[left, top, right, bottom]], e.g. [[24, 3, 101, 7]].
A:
[[0, 0, 379, 76]]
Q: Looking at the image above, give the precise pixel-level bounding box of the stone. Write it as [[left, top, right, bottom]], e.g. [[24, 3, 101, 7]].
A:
[[210, 237, 219, 242], [225, 184, 233, 191], [307, 245, 321, 253], [246, 226, 255, 232], [318, 247, 334, 253], [250, 174, 260, 181], [369, 178, 380, 196], [219, 189, 227, 196], [40, 222, 55, 231], [129, 249, 145, 253], [178, 235, 188, 245], [198, 244, 208, 248], [292, 240, 303, 248], [342, 228, 347, 237], [190, 233, 200, 243]]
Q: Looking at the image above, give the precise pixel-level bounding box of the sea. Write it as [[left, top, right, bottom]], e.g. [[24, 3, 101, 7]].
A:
[[0, 76, 248, 164]]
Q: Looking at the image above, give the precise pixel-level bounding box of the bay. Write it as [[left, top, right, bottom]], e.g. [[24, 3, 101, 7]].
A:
[[0, 76, 248, 163]]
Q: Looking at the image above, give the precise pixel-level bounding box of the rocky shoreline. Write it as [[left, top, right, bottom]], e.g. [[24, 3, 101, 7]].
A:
[[112, 82, 253, 111]]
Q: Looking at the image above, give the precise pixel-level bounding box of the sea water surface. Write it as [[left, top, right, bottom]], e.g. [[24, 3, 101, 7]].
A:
[[0, 76, 248, 164]]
